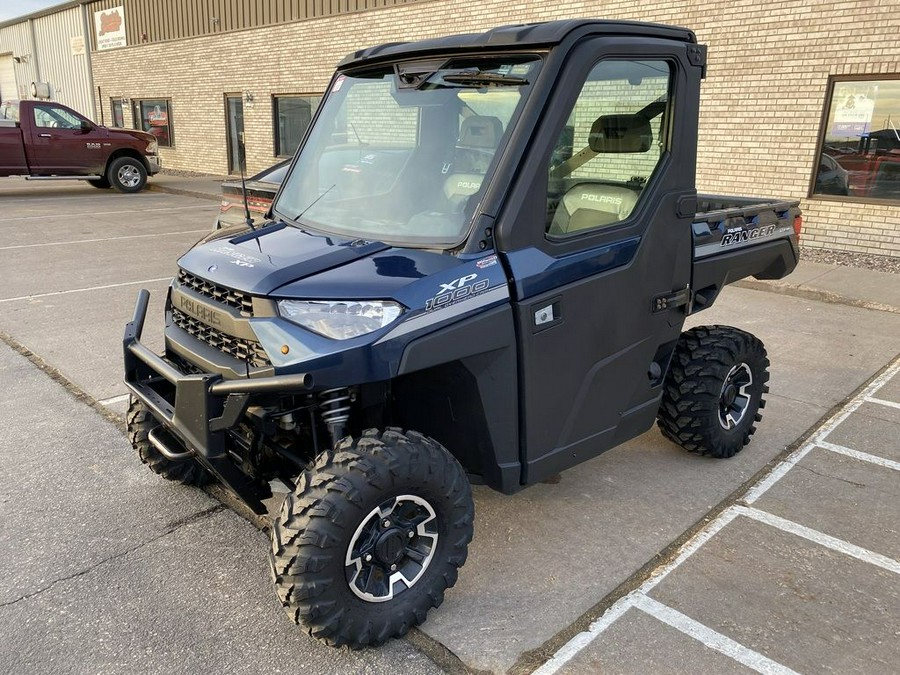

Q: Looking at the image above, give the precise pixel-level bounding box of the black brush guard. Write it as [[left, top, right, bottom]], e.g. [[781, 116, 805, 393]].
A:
[[123, 289, 314, 514]]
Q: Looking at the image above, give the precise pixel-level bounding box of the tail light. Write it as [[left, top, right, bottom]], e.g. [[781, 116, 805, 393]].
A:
[[793, 215, 803, 242]]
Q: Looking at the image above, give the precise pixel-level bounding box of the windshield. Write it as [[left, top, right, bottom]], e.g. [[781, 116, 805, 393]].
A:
[[273, 55, 541, 247]]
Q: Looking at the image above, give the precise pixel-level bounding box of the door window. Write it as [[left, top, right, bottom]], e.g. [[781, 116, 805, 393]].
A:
[[546, 60, 672, 237], [226, 95, 245, 175], [33, 105, 82, 129]]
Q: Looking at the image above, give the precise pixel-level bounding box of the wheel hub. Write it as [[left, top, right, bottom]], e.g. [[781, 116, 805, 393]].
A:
[[374, 529, 406, 565], [345, 495, 438, 603], [722, 383, 738, 407], [718, 362, 753, 430]]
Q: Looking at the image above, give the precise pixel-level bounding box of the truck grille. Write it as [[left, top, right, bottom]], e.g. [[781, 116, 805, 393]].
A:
[[171, 308, 271, 367], [177, 270, 254, 316]]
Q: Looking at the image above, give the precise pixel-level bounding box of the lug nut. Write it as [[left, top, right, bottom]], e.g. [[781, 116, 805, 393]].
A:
[[382, 519, 391, 528], [364, 554, 373, 562], [407, 530, 415, 538]]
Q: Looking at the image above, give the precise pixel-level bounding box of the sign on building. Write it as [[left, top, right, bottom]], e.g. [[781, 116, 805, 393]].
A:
[[94, 6, 127, 51]]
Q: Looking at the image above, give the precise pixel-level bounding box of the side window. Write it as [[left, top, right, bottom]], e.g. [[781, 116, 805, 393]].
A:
[[33, 106, 82, 129], [546, 60, 672, 236]]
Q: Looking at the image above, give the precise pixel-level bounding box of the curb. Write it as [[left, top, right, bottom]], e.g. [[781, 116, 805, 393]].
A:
[[146, 182, 221, 202], [734, 278, 900, 315]]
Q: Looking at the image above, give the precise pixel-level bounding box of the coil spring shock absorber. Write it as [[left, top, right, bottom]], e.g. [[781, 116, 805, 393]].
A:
[[319, 387, 351, 447]]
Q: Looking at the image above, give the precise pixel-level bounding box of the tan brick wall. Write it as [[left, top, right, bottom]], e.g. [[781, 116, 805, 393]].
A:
[[90, 0, 900, 256]]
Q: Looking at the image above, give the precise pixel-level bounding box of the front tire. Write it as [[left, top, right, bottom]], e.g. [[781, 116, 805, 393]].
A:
[[88, 177, 111, 189], [107, 156, 148, 193], [126, 398, 210, 485], [270, 428, 474, 648], [657, 326, 769, 459]]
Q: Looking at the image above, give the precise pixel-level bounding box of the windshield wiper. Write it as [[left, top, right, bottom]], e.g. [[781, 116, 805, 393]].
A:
[[441, 71, 528, 87]]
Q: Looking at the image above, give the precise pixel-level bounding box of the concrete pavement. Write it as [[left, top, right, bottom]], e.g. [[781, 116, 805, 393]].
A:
[[0, 341, 443, 675], [1, 179, 898, 674]]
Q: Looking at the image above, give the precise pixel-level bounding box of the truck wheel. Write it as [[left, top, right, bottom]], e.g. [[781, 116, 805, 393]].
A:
[[270, 428, 474, 648], [107, 157, 147, 193], [126, 397, 209, 485], [657, 325, 769, 459], [88, 177, 111, 189]]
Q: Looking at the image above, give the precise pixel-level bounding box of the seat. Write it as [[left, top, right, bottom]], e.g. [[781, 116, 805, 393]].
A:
[[548, 183, 639, 235], [442, 115, 504, 212]]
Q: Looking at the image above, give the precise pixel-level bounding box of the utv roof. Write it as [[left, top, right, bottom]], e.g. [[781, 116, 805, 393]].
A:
[[339, 19, 697, 68]]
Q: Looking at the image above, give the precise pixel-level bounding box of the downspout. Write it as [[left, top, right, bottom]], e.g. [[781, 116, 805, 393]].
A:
[[80, 3, 97, 120]]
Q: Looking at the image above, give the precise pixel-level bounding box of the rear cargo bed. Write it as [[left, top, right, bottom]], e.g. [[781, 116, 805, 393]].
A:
[[689, 194, 801, 314]]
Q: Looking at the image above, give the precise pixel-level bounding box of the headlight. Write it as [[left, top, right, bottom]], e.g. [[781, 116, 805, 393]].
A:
[[147, 140, 158, 155], [277, 299, 404, 340]]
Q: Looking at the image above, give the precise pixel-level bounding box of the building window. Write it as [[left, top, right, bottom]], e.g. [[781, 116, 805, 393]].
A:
[[812, 76, 900, 202], [111, 99, 124, 127], [274, 94, 321, 157], [133, 98, 173, 147]]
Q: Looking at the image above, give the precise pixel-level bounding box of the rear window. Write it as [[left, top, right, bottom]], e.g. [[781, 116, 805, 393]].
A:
[[0, 101, 20, 122], [256, 161, 290, 184]]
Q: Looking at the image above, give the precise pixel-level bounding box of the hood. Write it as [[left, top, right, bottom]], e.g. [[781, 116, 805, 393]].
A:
[[108, 127, 155, 144], [178, 222, 392, 294]]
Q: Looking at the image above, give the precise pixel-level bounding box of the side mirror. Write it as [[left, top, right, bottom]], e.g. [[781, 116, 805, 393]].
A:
[[589, 114, 652, 153], [79, 119, 93, 133]]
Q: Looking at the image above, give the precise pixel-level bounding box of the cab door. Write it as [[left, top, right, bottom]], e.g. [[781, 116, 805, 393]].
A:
[[26, 104, 98, 173], [496, 40, 702, 484]]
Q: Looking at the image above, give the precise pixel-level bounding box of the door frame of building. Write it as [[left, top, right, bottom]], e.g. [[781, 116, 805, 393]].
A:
[[224, 93, 245, 176]]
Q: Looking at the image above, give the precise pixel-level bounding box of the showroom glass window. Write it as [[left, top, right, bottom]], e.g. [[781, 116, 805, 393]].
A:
[[133, 98, 173, 147], [812, 77, 900, 202], [274, 95, 321, 157], [111, 99, 124, 127]]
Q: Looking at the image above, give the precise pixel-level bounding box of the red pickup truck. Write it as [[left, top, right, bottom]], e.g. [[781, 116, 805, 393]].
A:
[[0, 100, 160, 192]]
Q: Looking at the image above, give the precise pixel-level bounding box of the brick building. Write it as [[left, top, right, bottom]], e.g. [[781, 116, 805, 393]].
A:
[[2, 0, 899, 255]]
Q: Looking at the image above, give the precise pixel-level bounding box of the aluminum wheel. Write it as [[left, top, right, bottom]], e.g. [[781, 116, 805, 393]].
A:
[[345, 494, 438, 603], [117, 164, 142, 188], [718, 362, 753, 430]]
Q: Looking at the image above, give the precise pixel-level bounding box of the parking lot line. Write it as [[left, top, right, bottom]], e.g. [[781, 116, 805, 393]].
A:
[[532, 509, 741, 675], [816, 440, 900, 472], [631, 595, 800, 675], [533, 355, 900, 674], [0, 277, 172, 304], [745, 355, 900, 505], [865, 396, 900, 411], [97, 394, 130, 406], [734, 505, 900, 575], [0, 205, 214, 223], [0, 230, 207, 251]]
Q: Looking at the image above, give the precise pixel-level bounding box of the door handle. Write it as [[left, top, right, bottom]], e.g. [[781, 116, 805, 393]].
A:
[[39, 133, 52, 138]]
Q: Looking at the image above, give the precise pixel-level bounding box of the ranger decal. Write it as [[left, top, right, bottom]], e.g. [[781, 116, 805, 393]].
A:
[[721, 224, 777, 246]]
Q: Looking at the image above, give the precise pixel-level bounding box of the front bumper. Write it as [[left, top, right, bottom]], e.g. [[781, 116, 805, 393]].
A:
[[123, 288, 313, 513], [146, 155, 161, 175]]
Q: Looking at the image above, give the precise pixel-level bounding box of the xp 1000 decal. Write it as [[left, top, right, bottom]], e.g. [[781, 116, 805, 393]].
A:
[[425, 273, 491, 311]]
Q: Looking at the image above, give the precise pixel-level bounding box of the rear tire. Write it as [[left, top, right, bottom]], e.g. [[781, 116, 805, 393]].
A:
[[107, 156, 148, 193], [270, 428, 474, 648], [88, 177, 111, 189], [126, 397, 210, 485], [657, 325, 769, 459]]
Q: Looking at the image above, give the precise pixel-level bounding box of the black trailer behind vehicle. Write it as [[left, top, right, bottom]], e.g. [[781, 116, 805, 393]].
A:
[[123, 19, 801, 647]]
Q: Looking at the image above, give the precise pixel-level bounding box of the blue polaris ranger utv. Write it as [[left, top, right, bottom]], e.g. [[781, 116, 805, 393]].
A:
[[124, 19, 801, 647]]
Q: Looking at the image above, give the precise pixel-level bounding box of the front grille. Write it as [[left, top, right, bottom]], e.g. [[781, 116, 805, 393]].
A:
[[177, 269, 254, 316], [171, 308, 271, 368]]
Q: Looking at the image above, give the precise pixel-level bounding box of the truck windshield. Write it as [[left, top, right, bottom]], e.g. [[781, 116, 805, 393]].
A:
[[273, 56, 541, 247]]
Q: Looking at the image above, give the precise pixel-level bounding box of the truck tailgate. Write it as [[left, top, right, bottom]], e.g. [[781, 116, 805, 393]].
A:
[[690, 194, 801, 312]]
